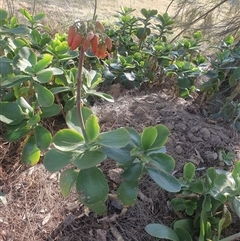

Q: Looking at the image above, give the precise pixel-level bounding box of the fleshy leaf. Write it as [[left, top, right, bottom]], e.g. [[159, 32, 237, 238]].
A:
[[146, 167, 181, 192], [85, 114, 100, 141], [21, 135, 41, 166], [60, 169, 78, 198], [145, 224, 179, 241], [34, 82, 54, 107], [96, 128, 130, 148], [141, 126, 157, 150], [34, 125, 52, 150], [117, 180, 139, 206], [74, 150, 106, 169], [44, 149, 74, 172], [53, 129, 84, 151], [76, 167, 109, 204]]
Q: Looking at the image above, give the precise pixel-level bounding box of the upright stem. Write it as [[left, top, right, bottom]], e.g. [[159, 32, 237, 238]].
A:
[[93, 0, 97, 20], [76, 47, 88, 142]]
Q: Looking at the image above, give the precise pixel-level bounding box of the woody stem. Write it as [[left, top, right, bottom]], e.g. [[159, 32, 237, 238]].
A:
[[76, 47, 88, 143]]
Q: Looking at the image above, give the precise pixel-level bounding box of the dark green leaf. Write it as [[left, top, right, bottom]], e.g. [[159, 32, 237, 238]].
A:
[[121, 162, 143, 181], [141, 126, 157, 150], [0, 102, 24, 125], [149, 153, 175, 173], [151, 124, 170, 148], [34, 82, 54, 107], [183, 162, 195, 180], [1, 75, 30, 88], [36, 69, 53, 83], [60, 169, 78, 198], [189, 180, 204, 194], [96, 128, 130, 148], [117, 180, 139, 206], [174, 228, 192, 241], [147, 167, 181, 192], [44, 149, 74, 172], [76, 167, 109, 204], [66, 106, 93, 133], [74, 150, 106, 169], [40, 104, 61, 118], [18, 46, 37, 66], [145, 224, 179, 241], [0, 9, 8, 21], [53, 129, 84, 151], [34, 125, 52, 150]]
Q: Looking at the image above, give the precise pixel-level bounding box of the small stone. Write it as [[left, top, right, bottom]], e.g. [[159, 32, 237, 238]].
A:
[[175, 145, 183, 154], [199, 128, 211, 140]]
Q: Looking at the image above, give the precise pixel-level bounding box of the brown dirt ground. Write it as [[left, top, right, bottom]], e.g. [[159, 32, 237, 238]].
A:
[[1, 1, 240, 241]]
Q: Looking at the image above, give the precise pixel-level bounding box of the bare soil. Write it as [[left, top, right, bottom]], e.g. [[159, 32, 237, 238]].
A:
[[1, 1, 240, 241]]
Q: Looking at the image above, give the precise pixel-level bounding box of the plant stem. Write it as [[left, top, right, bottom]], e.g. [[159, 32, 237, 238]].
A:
[[93, 0, 97, 20], [76, 47, 88, 142], [220, 232, 240, 241]]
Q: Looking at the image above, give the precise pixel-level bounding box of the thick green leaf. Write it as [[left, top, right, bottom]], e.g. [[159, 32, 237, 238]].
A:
[[231, 196, 240, 217], [60, 169, 78, 198], [100, 145, 135, 165], [34, 82, 54, 107], [146, 167, 181, 192], [232, 161, 240, 187], [34, 125, 52, 150], [83, 200, 107, 215], [171, 198, 185, 212], [1, 75, 30, 88], [34, 54, 53, 72], [0, 57, 13, 78], [50, 86, 72, 94], [141, 126, 157, 150], [33, 12, 46, 21], [173, 219, 194, 236], [151, 124, 170, 148], [44, 149, 74, 172], [85, 114, 100, 141], [40, 104, 61, 118], [74, 150, 106, 169], [66, 106, 93, 133], [22, 135, 41, 166], [149, 153, 175, 173], [85, 90, 114, 102], [189, 180, 204, 194], [18, 46, 37, 66], [4, 123, 31, 141], [117, 180, 139, 206], [145, 224, 179, 241], [96, 128, 130, 148], [121, 162, 143, 181], [36, 69, 53, 83], [184, 162, 196, 180], [0, 102, 24, 125], [126, 127, 141, 146], [174, 228, 193, 241], [53, 129, 84, 151], [76, 167, 109, 204]]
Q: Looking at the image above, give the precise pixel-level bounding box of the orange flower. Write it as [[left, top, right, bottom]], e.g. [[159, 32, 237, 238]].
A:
[[96, 21, 105, 32], [96, 43, 108, 59]]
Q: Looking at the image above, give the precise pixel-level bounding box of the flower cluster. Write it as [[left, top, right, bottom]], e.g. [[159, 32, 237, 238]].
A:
[[67, 20, 112, 59]]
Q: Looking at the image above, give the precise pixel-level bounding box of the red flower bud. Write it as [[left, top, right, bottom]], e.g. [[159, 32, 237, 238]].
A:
[[82, 38, 90, 52], [68, 26, 76, 47], [91, 34, 99, 54], [70, 33, 83, 50], [105, 37, 112, 51], [96, 21, 105, 32], [86, 31, 94, 41]]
